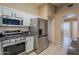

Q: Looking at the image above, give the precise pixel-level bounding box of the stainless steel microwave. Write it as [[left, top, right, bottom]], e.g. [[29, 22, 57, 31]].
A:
[[0, 18, 23, 26]]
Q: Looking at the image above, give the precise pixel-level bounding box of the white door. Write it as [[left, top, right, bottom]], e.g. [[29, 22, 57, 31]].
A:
[[62, 22, 71, 49], [62, 20, 77, 49]]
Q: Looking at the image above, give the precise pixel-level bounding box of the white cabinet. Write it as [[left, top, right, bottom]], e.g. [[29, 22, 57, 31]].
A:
[[0, 6, 2, 17], [14, 9, 24, 19], [14, 10, 31, 26], [0, 6, 38, 26], [2, 7, 13, 17], [25, 36, 34, 53], [23, 13, 37, 26], [23, 13, 31, 26], [23, 19, 30, 26], [0, 42, 2, 55]]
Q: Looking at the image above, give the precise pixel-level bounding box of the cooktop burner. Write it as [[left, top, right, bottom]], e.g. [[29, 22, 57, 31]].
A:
[[0, 31, 29, 41]]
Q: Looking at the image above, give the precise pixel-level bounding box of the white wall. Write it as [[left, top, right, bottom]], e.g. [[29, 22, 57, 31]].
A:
[[48, 19, 54, 42], [39, 4, 48, 19], [0, 3, 39, 16]]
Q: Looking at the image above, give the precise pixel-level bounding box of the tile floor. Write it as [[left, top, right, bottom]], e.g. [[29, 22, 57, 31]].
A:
[[29, 42, 67, 55]]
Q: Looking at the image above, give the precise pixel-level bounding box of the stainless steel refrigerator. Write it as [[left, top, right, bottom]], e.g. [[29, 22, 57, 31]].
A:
[[30, 18, 49, 54]]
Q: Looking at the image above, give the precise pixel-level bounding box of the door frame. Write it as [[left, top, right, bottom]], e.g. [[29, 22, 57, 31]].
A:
[[61, 18, 78, 45]]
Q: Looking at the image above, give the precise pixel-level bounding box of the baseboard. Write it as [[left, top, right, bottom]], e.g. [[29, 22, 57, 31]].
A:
[[52, 41, 62, 44]]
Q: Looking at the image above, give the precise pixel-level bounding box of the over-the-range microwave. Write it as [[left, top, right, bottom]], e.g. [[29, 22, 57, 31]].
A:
[[0, 18, 23, 26]]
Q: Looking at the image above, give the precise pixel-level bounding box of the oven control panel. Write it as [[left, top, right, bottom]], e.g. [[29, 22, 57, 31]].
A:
[[2, 37, 25, 47]]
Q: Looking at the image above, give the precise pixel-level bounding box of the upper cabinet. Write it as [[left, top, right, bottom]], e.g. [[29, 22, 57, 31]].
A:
[[0, 6, 2, 17], [14, 9, 24, 19], [39, 4, 55, 20], [39, 4, 48, 20], [48, 4, 55, 20], [23, 13, 30, 26], [2, 7, 13, 17], [14, 9, 37, 26], [23, 13, 36, 26], [0, 6, 38, 26]]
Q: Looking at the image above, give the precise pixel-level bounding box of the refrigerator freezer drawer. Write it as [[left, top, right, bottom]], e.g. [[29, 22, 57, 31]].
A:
[[35, 36, 49, 54]]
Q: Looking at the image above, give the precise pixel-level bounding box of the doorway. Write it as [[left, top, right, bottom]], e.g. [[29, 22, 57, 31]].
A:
[[61, 18, 77, 49]]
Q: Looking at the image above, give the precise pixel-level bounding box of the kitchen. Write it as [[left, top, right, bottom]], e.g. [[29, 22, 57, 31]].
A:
[[0, 3, 79, 55], [0, 4, 49, 55]]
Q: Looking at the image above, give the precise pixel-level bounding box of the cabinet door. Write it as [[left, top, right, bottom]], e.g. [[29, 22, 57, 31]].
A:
[[0, 42, 1, 55], [22, 12, 37, 26], [25, 37, 34, 53], [23, 13, 31, 26], [30, 15, 38, 27], [0, 6, 2, 17], [30, 18, 37, 27], [14, 10, 24, 19], [2, 7, 13, 17]]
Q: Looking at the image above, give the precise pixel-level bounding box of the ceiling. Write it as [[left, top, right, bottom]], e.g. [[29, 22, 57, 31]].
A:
[[32, 3, 71, 7], [51, 3, 66, 6], [0, 3, 71, 8], [31, 3, 44, 7], [51, 3, 71, 7]]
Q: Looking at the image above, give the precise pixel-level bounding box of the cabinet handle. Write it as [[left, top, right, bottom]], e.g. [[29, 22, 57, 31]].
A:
[[15, 14, 16, 17], [12, 13, 13, 16]]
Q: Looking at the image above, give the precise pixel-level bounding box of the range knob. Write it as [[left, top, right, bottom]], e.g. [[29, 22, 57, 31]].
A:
[[17, 38, 21, 41], [22, 37, 25, 40], [11, 39, 16, 42], [7, 40, 10, 43], [8, 40, 11, 43]]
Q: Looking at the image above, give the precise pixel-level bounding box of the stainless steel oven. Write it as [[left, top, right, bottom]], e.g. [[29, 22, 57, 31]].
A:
[[0, 30, 26, 55], [3, 42, 25, 55]]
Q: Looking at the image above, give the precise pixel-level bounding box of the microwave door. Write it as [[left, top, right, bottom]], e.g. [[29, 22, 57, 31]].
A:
[[2, 18, 21, 25]]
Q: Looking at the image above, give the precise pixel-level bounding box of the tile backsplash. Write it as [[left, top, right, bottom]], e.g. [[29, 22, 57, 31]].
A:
[[0, 26, 29, 33]]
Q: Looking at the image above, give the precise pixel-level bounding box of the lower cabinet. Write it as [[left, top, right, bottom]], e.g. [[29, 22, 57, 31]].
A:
[[25, 36, 34, 53], [0, 42, 2, 55]]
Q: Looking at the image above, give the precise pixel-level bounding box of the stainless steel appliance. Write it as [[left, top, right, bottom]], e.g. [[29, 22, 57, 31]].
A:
[[30, 18, 49, 54], [0, 17, 23, 26], [3, 42, 25, 55], [0, 30, 26, 55]]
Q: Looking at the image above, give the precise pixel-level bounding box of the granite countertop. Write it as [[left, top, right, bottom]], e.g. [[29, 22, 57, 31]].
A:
[[67, 39, 79, 55]]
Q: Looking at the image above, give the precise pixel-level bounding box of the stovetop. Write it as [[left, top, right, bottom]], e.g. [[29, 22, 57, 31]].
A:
[[0, 32, 29, 41], [3, 34, 21, 40]]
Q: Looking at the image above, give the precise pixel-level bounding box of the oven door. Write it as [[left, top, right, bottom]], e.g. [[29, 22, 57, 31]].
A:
[[3, 42, 25, 55]]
